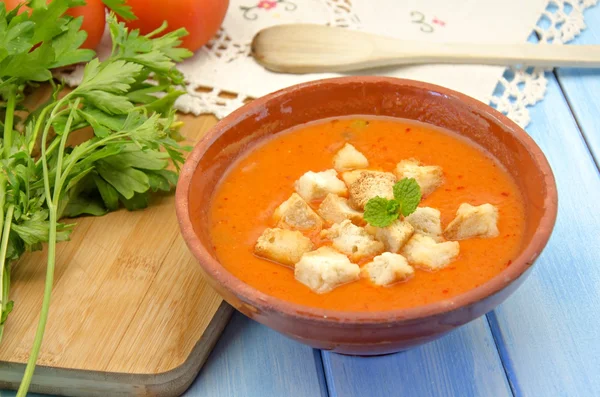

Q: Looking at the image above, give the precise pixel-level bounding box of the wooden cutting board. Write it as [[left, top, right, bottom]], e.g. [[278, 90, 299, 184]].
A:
[[0, 114, 233, 396]]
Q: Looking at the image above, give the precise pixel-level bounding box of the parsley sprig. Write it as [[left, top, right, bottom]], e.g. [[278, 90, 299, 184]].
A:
[[363, 178, 422, 227], [0, 2, 193, 394]]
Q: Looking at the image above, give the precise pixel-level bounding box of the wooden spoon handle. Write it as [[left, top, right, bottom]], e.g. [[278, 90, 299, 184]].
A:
[[384, 41, 600, 68], [252, 24, 600, 73]]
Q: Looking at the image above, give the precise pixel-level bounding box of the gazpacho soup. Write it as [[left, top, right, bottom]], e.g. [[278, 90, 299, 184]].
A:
[[209, 117, 525, 312]]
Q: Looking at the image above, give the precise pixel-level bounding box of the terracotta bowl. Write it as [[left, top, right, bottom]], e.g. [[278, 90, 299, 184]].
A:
[[176, 77, 557, 355]]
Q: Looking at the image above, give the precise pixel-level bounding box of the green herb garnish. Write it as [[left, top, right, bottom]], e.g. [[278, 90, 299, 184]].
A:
[[0, 2, 192, 394], [393, 177, 421, 216], [363, 178, 422, 227]]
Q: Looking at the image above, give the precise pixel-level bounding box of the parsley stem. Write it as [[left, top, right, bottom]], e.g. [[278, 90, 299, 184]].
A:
[[16, 204, 56, 397], [54, 99, 81, 194], [27, 105, 51, 155], [0, 204, 14, 344], [0, 86, 16, 344], [3, 87, 15, 159], [145, 21, 169, 38], [17, 98, 80, 396], [0, 176, 5, 241], [0, 176, 7, 342], [28, 91, 74, 156]]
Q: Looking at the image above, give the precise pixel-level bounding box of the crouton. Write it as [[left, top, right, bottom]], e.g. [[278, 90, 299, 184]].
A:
[[320, 220, 384, 262], [394, 159, 443, 196], [401, 234, 460, 271], [444, 203, 499, 240], [254, 228, 314, 267], [341, 170, 365, 187], [273, 193, 323, 231], [348, 171, 396, 210], [318, 193, 363, 224], [362, 252, 414, 286], [364, 224, 377, 236], [405, 207, 443, 241], [295, 246, 360, 293], [341, 170, 393, 188], [333, 143, 369, 171], [294, 169, 347, 202], [371, 219, 415, 253]]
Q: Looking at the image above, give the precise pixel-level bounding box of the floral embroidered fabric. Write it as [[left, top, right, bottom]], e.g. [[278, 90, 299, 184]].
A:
[[57, 0, 597, 127]]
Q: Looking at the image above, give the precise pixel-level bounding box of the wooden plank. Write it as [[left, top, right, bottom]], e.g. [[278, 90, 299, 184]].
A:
[[183, 312, 328, 397], [554, 5, 600, 167], [487, 73, 600, 395], [322, 318, 511, 397], [0, 114, 234, 396]]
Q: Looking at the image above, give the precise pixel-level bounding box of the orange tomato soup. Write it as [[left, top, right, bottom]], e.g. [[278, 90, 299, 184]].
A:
[[209, 117, 525, 311]]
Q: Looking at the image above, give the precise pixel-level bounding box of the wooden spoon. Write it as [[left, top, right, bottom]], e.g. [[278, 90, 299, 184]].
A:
[[251, 24, 600, 74]]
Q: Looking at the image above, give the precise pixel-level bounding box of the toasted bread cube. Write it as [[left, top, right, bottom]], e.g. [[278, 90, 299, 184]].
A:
[[341, 170, 393, 188], [444, 203, 499, 240], [394, 159, 443, 196], [273, 193, 323, 231], [254, 228, 314, 267], [333, 143, 369, 171], [320, 220, 384, 262], [318, 193, 363, 224], [371, 220, 415, 253], [402, 234, 460, 271], [295, 246, 360, 293], [294, 169, 347, 202], [341, 170, 366, 187], [364, 224, 377, 236], [362, 252, 414, 286], [406, 207, 443, 241], [348, 171, 396, 210]]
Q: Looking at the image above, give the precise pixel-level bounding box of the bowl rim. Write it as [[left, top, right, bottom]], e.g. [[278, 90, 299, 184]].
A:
[[175, 76, 558, 325]]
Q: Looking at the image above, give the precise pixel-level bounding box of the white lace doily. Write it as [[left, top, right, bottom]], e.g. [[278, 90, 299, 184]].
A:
[[58, 0, 597, 128], [489, 0, 598, 126]]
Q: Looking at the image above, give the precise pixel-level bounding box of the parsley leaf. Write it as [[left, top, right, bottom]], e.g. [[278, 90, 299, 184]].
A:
[[79, 59, 143, 93], [364, 178, 423, 227], [81, 90, 134, 114], [49, 17, 95, 68], [363, 196, 400, 227], [93, 175, 119, 211], [102, 0, 137, 21], [393, 177, 422, 216], [0, 9, 193, 393]]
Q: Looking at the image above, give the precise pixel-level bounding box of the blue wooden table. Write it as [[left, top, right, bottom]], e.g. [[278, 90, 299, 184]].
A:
[[4, 7, 600, 397]]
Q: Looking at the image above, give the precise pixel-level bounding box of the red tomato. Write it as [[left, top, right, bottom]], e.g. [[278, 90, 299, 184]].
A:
[[4, 0, 106, 50], [122, 0, 229, 52]]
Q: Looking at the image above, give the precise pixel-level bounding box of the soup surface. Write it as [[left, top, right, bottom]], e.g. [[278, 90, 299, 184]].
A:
[[209, 117, 525, 311]]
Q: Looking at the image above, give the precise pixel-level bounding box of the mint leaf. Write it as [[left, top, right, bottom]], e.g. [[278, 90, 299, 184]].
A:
[[393, 178, 422, 216], [363, 196, 400, 227]]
